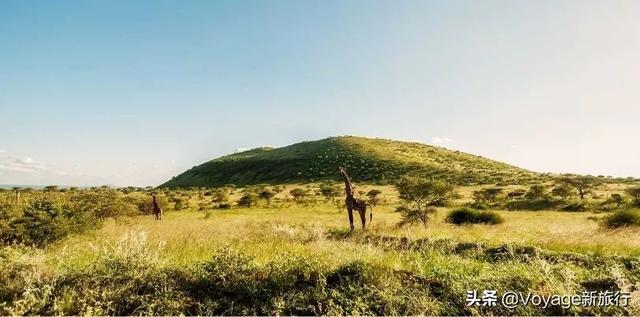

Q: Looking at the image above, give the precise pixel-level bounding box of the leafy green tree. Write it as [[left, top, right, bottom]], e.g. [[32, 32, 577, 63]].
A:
[[395, 177, 456, 227], [472, 187, 503, 204], [551, 184, 575, 201], [558, 176, 600, 200], [525, 184, 549, 200]]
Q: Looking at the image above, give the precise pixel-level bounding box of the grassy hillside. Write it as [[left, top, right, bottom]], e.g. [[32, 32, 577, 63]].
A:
[[160, 136, 544, 188]]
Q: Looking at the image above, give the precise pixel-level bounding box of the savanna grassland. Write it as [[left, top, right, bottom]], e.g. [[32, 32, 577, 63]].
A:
[[2, 178, 640, 316]]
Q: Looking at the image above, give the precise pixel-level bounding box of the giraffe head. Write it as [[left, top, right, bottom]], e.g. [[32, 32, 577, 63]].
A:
[[337, 166, 346, 174]]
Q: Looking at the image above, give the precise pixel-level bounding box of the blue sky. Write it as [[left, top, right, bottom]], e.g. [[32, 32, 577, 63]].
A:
[[1, 0, 639, 186]]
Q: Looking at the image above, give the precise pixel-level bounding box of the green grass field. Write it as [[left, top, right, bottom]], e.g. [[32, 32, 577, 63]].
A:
[[53, 203, 640, 267], [3, 179, 640, 315]]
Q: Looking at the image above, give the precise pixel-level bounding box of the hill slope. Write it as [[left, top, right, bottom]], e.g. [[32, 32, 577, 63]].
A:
[[160, 136, 543, 187]]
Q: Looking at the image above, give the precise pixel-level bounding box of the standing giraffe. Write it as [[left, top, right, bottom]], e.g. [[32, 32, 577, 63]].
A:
[[337, 166, 371, 231], [152, 194, 163, 221]]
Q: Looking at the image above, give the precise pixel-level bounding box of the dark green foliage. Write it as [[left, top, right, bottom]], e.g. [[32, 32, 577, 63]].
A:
[[625, 186, 640, 207], [603, 210, 640, 228], [608, 194, 626, 208], [446, 208, 504, 225], [2, 197, 97, 247], [599, 194, 626, 211]]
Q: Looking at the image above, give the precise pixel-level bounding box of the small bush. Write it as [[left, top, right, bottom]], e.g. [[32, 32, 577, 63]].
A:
[[602, 210, 640, 228], [237, 193, 258, 207], [446, 208, 504, 225], [561, 202, 587, 212], [0, 191, 141, 247]]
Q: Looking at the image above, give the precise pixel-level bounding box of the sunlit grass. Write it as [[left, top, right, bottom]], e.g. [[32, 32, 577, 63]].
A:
[[47, 201, 640, 273]]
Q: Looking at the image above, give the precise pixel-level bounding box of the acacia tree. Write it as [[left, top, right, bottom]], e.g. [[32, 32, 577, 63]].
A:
[[237, 192, 258, 208], [395, 177, 456, 227], [289, 188, 308, 203], [551, 184, 575, 201], [366, 189, 382, 208], [319, 184, 340, 202], [472, 187, 503, 204], [558, 176, 600, 200], [258, 189, 275, 205]]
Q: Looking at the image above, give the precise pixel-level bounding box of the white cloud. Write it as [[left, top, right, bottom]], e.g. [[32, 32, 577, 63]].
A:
[[0, 156, 48, 173], [429, 137, 455, 147]]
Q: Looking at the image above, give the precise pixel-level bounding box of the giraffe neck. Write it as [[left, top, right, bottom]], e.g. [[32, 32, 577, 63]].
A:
[[340, 171, 354, 199]]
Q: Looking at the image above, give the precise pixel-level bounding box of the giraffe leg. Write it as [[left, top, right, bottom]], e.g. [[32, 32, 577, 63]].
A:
[[347, 206, 355, 231], [358, 207, 367, 229]]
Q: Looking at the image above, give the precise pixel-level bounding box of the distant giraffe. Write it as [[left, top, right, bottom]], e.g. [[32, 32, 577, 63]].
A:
[[337, 166, 371, 230], [152, 194, 163, 221]]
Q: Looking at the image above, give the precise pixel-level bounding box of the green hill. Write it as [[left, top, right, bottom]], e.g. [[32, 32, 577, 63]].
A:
[[159, 136, 544, 188]]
